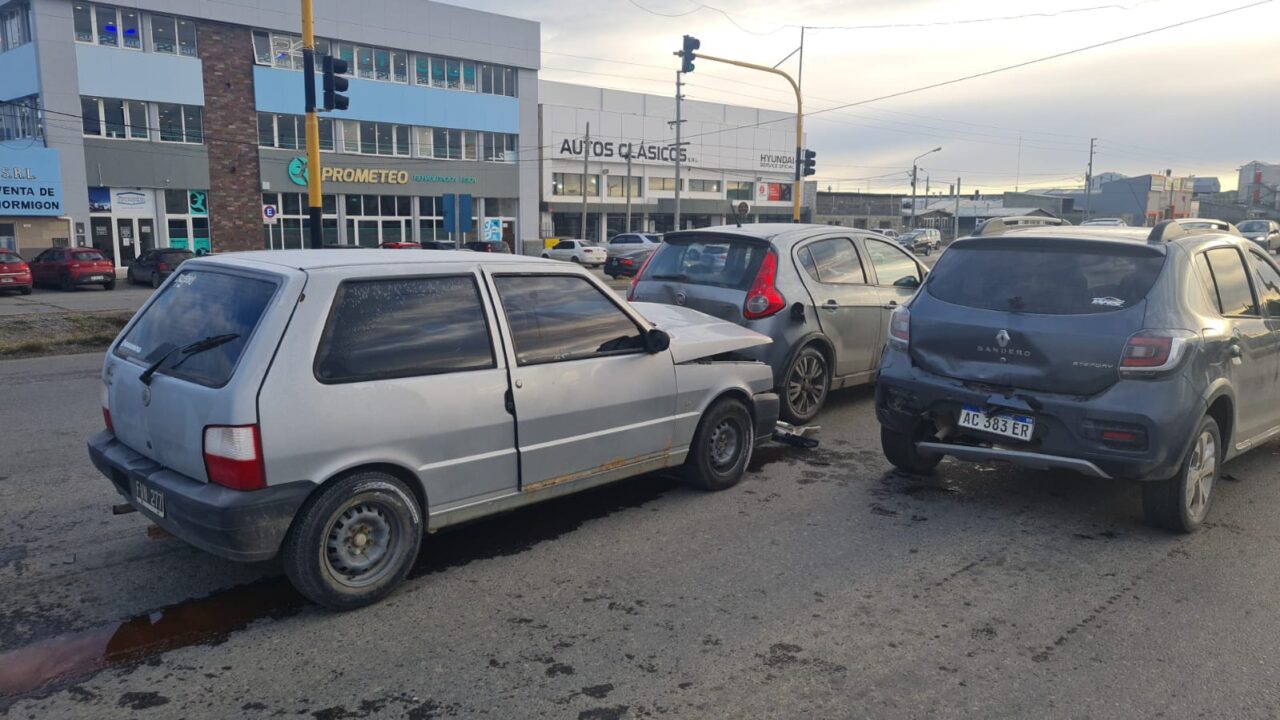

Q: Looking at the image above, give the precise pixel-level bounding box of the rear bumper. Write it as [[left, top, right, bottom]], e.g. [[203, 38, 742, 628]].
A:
[[70, 271, 113, 285], [87, 430, 313, 562], [0, 272, 30, 287], [752, 391, 781, 446], [875, 348, 1203, 481]]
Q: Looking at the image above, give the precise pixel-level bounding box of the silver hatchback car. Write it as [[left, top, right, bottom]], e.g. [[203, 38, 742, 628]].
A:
[[629, 224, 928, 423], [89, 250, 778, 609]]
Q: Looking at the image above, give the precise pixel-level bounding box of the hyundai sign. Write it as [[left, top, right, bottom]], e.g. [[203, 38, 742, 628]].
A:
[[0, 145, 63, 216]]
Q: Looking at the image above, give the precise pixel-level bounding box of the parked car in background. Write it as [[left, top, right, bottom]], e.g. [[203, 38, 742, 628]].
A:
[[1238, 219, 1280, 252], [874, 229, 900, 240], [91, 249, 778, 609], [0, 250, 32, 294], [973, 216, 1070, 236], [630, 224, 928, 423], [543, 239, 607, 266], [127, 249, 194, 288], [29, 247, 115, 291], [1082, 217, 1127, 227], [604, 244, 657, 279], [606, 233, 661, 258], [420, 240, 458, 250], [876, 218, 1275, 533], [462, 240, 511, 254], [379, 241, 422, 249], [897, 228, 941, 255]]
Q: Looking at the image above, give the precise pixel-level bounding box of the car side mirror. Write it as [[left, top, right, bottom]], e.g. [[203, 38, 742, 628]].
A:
[[895, 275, 921, 289], [644, 328, 671, 354]]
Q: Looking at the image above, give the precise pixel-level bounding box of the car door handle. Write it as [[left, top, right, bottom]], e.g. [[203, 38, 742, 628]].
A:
[[1229, 343, 1243, 359], [882, 301, 899, 310], [821, 300, 839, 311]]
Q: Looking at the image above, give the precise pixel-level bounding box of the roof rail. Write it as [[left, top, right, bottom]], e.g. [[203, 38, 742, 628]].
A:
[[1148, 218, 1241, 244], [973, 216, 1070, 237]]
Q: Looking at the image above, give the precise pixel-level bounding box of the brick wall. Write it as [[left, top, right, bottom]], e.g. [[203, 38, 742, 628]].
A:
[[198, 23, 262, 252]]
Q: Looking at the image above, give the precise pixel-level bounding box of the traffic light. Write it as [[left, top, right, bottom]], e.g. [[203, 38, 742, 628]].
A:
[[681, 35, 700, 73], [803, 149, 817, 177], [322, 54, 350, 112]]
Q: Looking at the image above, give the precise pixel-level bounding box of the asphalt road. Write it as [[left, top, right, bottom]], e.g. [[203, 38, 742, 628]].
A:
[[3, 349, 1280, 718]]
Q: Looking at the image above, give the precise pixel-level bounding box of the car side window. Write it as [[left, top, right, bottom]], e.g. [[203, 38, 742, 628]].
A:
[[799, 238, 865, 284], [494, 274, 645, 365], [864, 239, 921, 287], [314, 275, 495, 383], [1248, 250, 1280, 317], [1201, 248, 1259, 317], [554, 241, 572, 250]]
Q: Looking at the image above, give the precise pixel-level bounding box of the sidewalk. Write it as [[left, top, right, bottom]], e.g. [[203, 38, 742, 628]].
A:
[[0, 285, 154, 317]]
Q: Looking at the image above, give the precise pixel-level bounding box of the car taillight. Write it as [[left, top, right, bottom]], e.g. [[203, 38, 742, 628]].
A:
[[743, 249, 785, 319], [101, 383, 113, 434], [887, 306, 910, 351], [203, 425, 266, 491], [1119, 330, 1195, 374], [157, 262, 170, 271], [620, 258, 634, 266], [628, 251, 657, 301]]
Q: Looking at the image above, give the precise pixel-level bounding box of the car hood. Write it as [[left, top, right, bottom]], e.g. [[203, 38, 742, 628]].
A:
[[630, 301, 771, 363]]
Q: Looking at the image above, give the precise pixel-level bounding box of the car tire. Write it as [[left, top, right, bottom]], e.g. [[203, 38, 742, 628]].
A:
[[780, 345, 830, 424], [150, 272, 161, 289], [103, 279, 115, 290], [880, 423, 942, 475], [60, 274, 74, 292], [1142, 415, 1219, 533], [683, 396, 754, 491], [571, 256, 582, 264], [541, 253, 550, 259], [283, 471, 423, 611], [19, 286, 32, 295]]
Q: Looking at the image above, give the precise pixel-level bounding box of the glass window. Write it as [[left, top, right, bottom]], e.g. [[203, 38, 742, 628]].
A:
[[102, 98, 125, 138], [344, 194, 361, 216], [494, 275, 644, 365], [553, 173, 579, 196], [504, 135, 517, 163], [503, 67, 516, 97], [642, 237, 768, 292], [394, 124, 409, 156], [726, 181, 753, 200], [126, 100, 147, 139], [319, 117, 334, 152], [461, 61, 476, 91], [606, 176, 642, 198], [490, 65, 503, 95], [357, 46, 375, 78], [73, 3, 93, 43], [271, 33, 295, 68], [432, 128, 448, 159], [177, 18, 197, 57], [648, 177, 677, 192], [341, 119, 359, 153], [391, 51, 407, 83], [414, 55, 430, 85], [360, 121, 377, 154], [482, 133, 496, 162], [80, 97, 100, 136], [166, 189, 188, 215], [1204, 248, 1259, 317], [315, 38, 329, 57], [153, 14, 177, 54], [479, 63, 493, 94], [335, 42, 354, 73], [94, 5, 117, 46], [374, 48, 390, 81], [281, 192, 301, 216], [447, 129, 462, 160], [119, 9, 140, 49], [864, 239, 920, 287], [462, 130, 477, 161], [446, 58, 461, 89], [396, 196, 411, 216], [251, 29, 271, 64], [277, 114, 298, 150], [379, 195, 396, 216], [416, 127, 433, 157], [1250, 251, 1280, 317], [182, 106, 202, 144], [375, 122, 393, 155], [315, 276, 494, 383], [157, 103, 183, 142], [801, 239, 865, 284], [430, 56, 447, 87]]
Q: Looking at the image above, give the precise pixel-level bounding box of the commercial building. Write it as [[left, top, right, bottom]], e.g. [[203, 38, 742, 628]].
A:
[[0, 0, 538, 266], [1238, 161, 1279, 211], [538, 81, 807, 241]]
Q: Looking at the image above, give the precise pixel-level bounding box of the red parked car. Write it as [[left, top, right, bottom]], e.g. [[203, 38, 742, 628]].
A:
[[378, 241, 422, 249], [0, 249, 32, 294], [29, 247, 116, 291]]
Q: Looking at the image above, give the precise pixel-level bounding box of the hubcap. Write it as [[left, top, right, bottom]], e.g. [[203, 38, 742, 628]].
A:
[[708, 420, 741, 469], [325, 501, 401, 588], [786, 354, 827, 416], [1184, 430, 1216, 520]]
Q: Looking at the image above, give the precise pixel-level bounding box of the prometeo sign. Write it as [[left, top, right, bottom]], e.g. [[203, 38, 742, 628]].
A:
[[0, 146, 63, 216], [286, 157, 478, 187]]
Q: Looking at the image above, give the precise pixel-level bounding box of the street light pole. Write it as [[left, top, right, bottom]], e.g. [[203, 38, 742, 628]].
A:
[[909, 147, 941, 230]]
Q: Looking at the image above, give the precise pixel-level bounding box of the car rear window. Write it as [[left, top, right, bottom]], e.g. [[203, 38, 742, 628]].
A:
[[927, 242, 1165, 314], [114, 269, 279, 387], [159, 250, 194, 260], [72, 250, 105, 261], [1239, 221, 1268, 233], [0, 252, 21, 263], [641, 236, 768, 291]]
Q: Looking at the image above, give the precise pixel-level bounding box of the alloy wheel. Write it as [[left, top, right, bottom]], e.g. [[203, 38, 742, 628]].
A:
[[787, 353, 827, 417], [1185, 429, 1216, 522]]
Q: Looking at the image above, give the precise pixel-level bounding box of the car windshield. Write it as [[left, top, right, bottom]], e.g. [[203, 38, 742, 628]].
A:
[[927, 242, 1165, 314], [0, 252, 21, 263], [641, 236, 768, 291], [72, 250, 105, 261], [1239, 221, 1268, 233], [159, 251, 194, 261], [114, 269, 278, 387]]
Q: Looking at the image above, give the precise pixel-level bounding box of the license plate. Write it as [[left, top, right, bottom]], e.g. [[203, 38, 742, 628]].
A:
[[133, 479, 165, 517], [959, 405, 1035, 441], [0, 277, 11, 283]]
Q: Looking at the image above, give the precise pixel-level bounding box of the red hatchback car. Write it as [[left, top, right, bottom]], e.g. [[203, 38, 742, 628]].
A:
[[0, 249, 32, 294], [29, 247, 116, 291]]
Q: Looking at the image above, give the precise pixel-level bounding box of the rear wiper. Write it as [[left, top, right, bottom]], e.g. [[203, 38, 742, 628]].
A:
[[139, 333, 240, 385], [1006, 295, 1025, 312], [651, 273, 688, 281]]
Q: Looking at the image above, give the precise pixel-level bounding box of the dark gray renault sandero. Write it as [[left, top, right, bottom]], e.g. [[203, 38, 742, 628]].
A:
[[876, 218, 1280, 532], [630, 224, 928, 423]]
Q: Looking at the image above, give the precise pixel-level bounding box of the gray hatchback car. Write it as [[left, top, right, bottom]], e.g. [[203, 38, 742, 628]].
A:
[[630, 224, 928, 423], [876, 218, 1276, 532], [89, 250, 779, 609]]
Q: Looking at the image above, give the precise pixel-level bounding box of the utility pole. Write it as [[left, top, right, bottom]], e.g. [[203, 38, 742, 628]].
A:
[[580, 122, 590, 240], [954, 177, 961, 241], [910, 166, 918, 230], [1015, 135, 1022, 192], [1084, 137, 1096, 221], [673, 71, 684, 231], [300, 0, 322, 248], [625, 149, 633, 232]]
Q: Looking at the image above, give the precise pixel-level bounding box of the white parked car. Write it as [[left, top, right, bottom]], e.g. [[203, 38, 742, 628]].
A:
[[1082, 218, 1127, 227], [543, 239, 607, 266], [605, 233, 662, 258]]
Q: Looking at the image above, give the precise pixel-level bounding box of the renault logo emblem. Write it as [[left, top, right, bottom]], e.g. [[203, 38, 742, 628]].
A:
[[995, 329, 1010, 348], [674, 291, 687, 306]]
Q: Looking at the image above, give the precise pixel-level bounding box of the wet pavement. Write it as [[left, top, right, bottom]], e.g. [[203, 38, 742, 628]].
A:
[[3, 352, 1280, 717]]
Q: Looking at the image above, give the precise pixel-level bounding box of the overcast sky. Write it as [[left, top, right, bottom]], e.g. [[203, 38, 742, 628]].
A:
[[467, 0, 1278, 194]]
